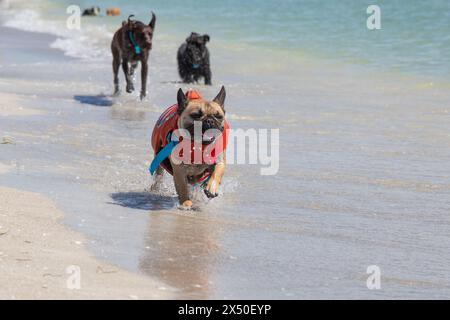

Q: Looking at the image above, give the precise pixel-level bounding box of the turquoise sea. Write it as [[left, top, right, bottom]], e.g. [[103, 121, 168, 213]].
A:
[[2, 0, 450, 80]]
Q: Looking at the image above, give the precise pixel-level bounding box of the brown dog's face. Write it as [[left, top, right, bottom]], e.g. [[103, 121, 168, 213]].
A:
[[177, 87, 226, 144], [127, 13, 156, 50], [134, 25, 154, 49]]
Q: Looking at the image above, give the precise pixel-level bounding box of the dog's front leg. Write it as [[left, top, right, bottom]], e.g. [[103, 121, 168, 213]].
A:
[[150, 166, 164, 192], [204, 154, 226, 198], [204, 65, 212, 85], [140, 59, 148, 100], [171, 162, 192, 208]]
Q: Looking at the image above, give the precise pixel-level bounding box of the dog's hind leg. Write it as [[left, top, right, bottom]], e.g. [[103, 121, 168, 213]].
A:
[[130, 61, 138, 83], [122, 60, 135, 93], [112, 51, 121, 95], [182, 74, 193, 84], [178, 62, 193, 84], [193, 74, 200, 84]]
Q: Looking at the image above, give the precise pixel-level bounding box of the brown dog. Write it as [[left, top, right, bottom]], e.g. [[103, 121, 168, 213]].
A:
[[150, 87, 229, 209], [106, 8, 121, 16], [111, 13, 156, 100]]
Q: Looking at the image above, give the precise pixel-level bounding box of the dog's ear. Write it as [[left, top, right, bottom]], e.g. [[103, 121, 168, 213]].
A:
[[186, 33, 194, 43], [186, 32, 199, 43], [127, 15, 135, 28], [177, 88, 188, 115], [213, 86, 226, 110], [149, 12, 156, 29], [203, 34, 210, 43]]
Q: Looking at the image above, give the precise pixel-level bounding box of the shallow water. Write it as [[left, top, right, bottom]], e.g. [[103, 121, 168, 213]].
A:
[[3, 0, 450, 80], [1, 2, 450, 299]]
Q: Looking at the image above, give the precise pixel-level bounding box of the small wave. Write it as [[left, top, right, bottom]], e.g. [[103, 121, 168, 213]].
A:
[[2, 5, 113, 61], [228, 114, 260, 121]]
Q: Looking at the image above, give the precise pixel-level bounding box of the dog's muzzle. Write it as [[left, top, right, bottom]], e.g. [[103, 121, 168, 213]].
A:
[[202, 119, 223, 144]]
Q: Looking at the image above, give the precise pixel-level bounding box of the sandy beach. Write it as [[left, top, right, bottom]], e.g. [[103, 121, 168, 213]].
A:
[[0, 26, 174, 299], [0, 185, 171, 299]]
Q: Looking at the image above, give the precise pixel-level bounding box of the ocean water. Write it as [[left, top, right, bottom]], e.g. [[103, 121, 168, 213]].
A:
[[2, 0, 450, 80], [1, 0, 450, 299]]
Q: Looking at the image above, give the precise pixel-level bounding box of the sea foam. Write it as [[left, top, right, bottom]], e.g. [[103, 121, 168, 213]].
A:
[[2, 5, 113, 61]]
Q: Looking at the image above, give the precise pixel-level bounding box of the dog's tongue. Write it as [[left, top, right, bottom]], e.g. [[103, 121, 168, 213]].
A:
[[202, 131, 216, 143]]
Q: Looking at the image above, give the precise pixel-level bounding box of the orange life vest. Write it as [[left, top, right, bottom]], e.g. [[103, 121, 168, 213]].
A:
[[151, 90, 229, 182]]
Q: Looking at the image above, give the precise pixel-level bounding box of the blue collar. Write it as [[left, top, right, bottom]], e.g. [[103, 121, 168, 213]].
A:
[[128, 31, 141, 55]]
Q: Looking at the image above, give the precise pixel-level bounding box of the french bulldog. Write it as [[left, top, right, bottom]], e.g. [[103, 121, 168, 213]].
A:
[[151, 86, 228, 209]]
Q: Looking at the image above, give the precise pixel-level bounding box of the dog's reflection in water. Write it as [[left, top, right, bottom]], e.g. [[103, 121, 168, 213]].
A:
[[139, 212, 220, 299]]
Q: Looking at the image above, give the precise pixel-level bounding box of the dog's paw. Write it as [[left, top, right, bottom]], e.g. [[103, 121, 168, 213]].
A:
[[178, 200, 193, 210], [140, 91, 147, 101], [204, 189, 218, 199], [204, 178, 220, 198], [149, 182, 160, 193], [126, 84, 135, 93]]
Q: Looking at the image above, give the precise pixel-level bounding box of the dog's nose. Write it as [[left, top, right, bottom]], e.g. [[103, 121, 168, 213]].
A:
[[203, 118, 215, 130]]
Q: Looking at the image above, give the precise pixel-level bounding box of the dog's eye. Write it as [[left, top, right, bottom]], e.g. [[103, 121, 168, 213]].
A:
[[191, 112, 203, 120], [214, 113, 223, 120]]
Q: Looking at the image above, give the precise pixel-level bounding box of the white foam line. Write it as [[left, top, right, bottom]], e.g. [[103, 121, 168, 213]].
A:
[[2, 5, 114, 61]]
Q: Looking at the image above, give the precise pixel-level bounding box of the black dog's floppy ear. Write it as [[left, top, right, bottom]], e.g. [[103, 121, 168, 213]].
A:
[[177, 89, 188, 115], [213, 86, 226, 110], [203, 34, 210, 43], [149, 12, 156, 29], [186, 32, 199, 43]]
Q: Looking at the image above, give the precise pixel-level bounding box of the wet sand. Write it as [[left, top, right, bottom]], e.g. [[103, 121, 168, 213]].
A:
[[0, 184, 172, 299], [0, 92, 44, 117]]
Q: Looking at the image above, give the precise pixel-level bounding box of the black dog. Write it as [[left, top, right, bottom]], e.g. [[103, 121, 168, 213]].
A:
[[177, 33, 211, 85], [82, 6, 100, 16], [111, 13, 156, 100]]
